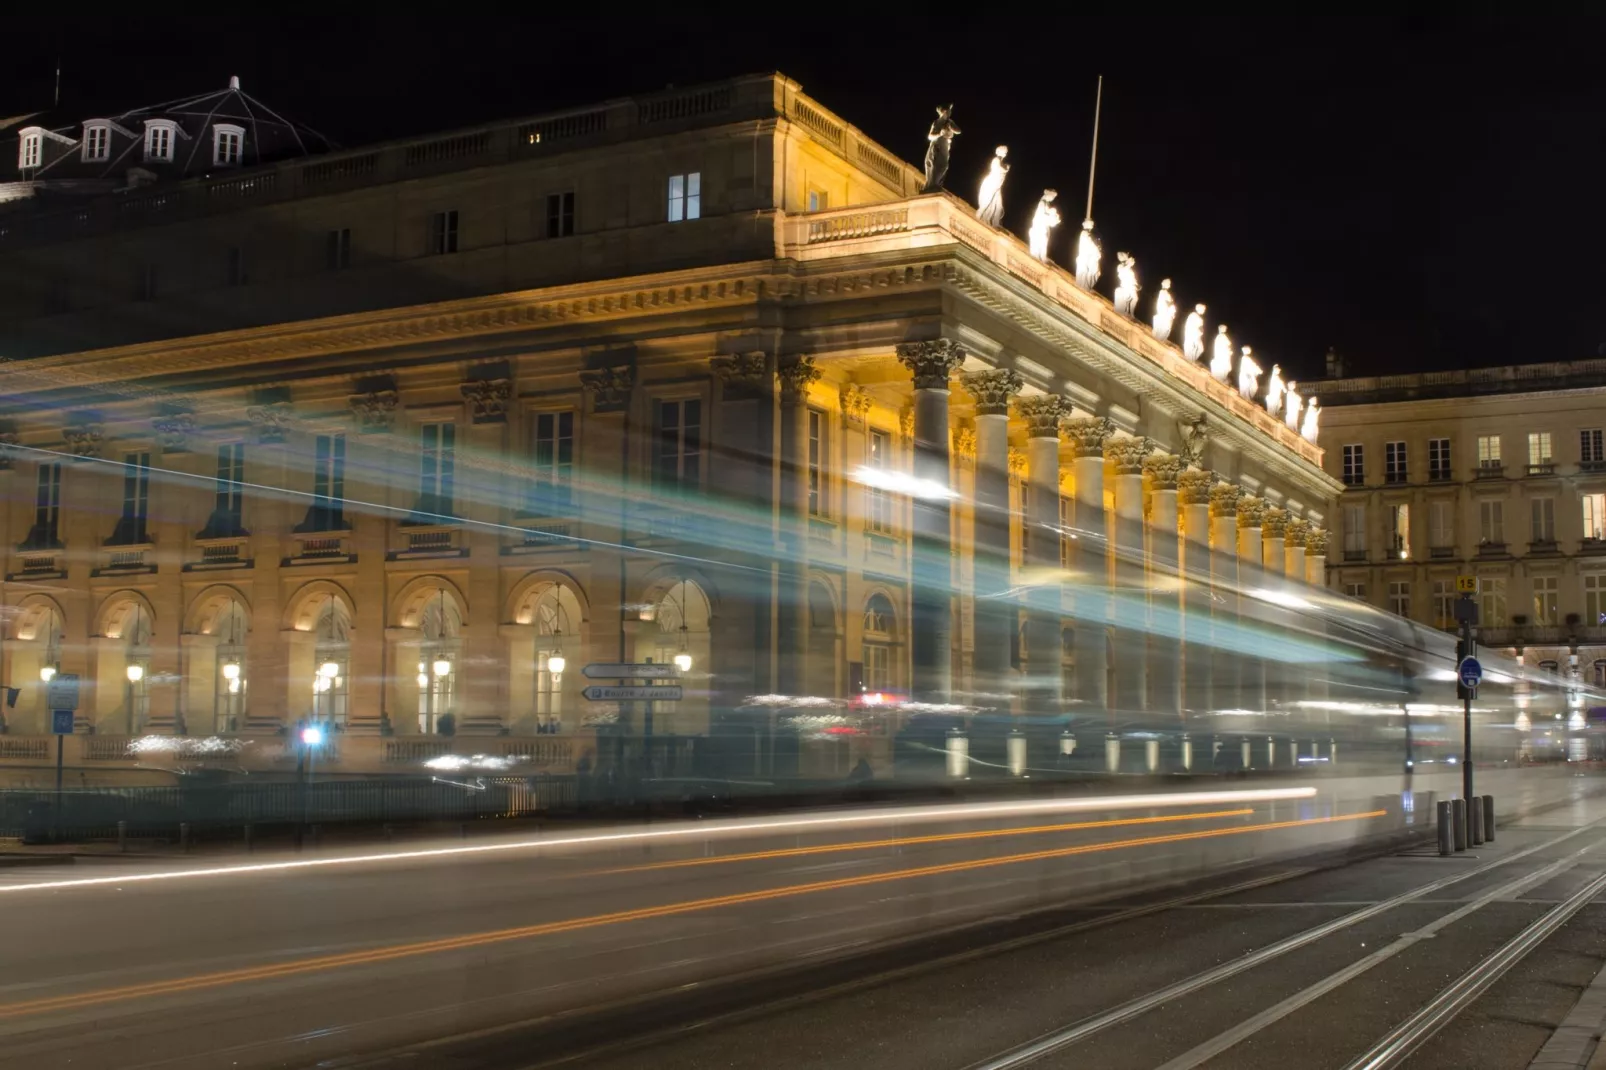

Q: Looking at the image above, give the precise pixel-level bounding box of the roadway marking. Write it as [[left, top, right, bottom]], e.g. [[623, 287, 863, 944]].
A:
[[0, 809, 1381, 1020], [603, 809, 1256, 873], [0, 786, 1318, 896]]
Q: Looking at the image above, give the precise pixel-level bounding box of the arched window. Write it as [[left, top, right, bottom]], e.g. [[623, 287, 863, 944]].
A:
[[1538, 659, 1561, 675], [120, 604, 153, 734], [650, 580, 711, 735], [416, 590, 461, 733], [1593, 659, 1606, 688], [311, 597, 351, 727], [531, 584, 581, 732], [862, 593, 897, 692], [213, 601, 249, 733]]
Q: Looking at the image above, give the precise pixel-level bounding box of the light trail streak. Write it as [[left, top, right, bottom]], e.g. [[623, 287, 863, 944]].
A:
[[604, 809, 1256, 873], [0, 787, 1318, 896], [0, 810, 1383, 1020]]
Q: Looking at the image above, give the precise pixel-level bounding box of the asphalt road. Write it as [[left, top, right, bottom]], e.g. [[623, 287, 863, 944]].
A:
[[0, 774, 1598, 1070]]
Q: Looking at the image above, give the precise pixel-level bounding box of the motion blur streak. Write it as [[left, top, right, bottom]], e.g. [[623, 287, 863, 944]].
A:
[[0, 809, 1382, 1020], [0, 787, 1318, 896], [607, 809, 1257, 873]]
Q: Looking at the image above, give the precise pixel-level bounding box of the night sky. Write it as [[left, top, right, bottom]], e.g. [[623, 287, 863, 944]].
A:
[[5, 16, 1604, 382]]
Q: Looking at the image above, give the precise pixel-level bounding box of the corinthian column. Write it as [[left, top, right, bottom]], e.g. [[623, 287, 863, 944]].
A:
[[1208, 481, 1242, 726], [776, 356, 821, 697], [1015, 393, 1068, 715], [1236, 495, 1267, 723], [896, 340, 966, 701], [1285, 518, 1311, 580], [1145, 453, 1183, 727], [1305, 528, 1328, 586], [960, 368, 1024, 698], [1177, 468, 1213, 765], [1065, 416, 1114, 715], [1263, 508, 1288, 581], [1106, 435, 1152, 717]]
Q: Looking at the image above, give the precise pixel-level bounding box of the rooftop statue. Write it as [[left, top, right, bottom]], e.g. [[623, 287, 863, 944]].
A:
[[1237, 346, 1262, 400], [1152, 279, 1176, 342], [1182, 303, 1207, 361], [1284, 381, 1303, 431], [1300, 399, 1321, 442], [922, 104, 960, 193], [1113, 252, 1139, 318], [1027, 189, 1060, 262], [1210, 325, 1233, 382], [1075, 220, 1101, 289], [1264, 364, 1285, 417], [977, 145, 1009, 227]]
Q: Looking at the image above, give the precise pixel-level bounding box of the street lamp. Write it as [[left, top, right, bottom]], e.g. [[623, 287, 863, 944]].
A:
[[547, 652, 567, 676], [432, 656, 451, 678], [39, 665, 56, 682], [125, 664, 144, 684], [222, 661, 241, 681], [318, 660, 339, 680], [673, 650, 693, 673]]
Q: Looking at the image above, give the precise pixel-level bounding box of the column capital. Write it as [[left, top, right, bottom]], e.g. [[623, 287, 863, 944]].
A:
[[1062, 415, 1115, 457], [895, 339, 966, 389], [1236, 495, 1266, 529], [954, 424, 978, 464], [839, 383, 873, 426], [1104, 435, 1153, 475], [1285, 517, 1311, 547], [1262, 507, 1288, 538], [579, 365, 634, 414], [959, 368, 1024, 416], [1143, 452, 1183, 489], [1208, 481, 1241, 518], [712, 352, 771, 399], [1008, 447, 1028, 479], [1305, 528, 1329, 555], [1014, 394, 1067, 438], [777, 356, 821, 406], [1177, 468, 1214, 506]]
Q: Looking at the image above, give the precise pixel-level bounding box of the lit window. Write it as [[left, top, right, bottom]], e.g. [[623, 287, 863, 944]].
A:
[[808, 409, 828, 518], [808, 188, 829, 212], [18, 129, 42, 170], [82, 122, 110, 163], [1428, 438, 1452, 481], [1389, 503, 1410, 559], [1431, 580, 1454, 629], [1583, 429, 1604, 466], [1479, 499, 1504, 545], [1384, 441, 1407, 484], [1480, 577, 1507, 626], [1532, 576, 1558, 625], [866, 429, 895, 535], [429, 210, 458, 255], [1341, 444, 1364, 486], [1528, 431, 1553, 467], [213, 123, 244, 166], [667, 172, 701, 222], [1477, 435, 1502, 469], [1585, 493, 1606, 541], [862, 593, 897, 691], [144, 121, 176, 163]]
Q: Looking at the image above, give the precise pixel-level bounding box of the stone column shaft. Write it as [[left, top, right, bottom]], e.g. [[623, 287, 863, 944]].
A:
[[1016, 393, 1067, 715], [961, 369, 1024, 698], [1108, 436, 1150, 715], [1236, 496, 1267, 722], [1066, 417, 1114, 715], [1209, 482, 1242, 723], [1145, 454, 1184, 727], [776, 357, 819, 697]]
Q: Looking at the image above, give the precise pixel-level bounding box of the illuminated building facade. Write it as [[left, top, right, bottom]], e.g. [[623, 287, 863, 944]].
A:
[[0, 74, 1340, 783], [1318, 361, 1606, 691]]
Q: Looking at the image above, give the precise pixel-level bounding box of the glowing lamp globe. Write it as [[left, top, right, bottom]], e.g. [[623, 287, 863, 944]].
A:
[[415, 672, 429, 688], [221, 661, 241, 681], [673, 652, 693, 673], [546, 653, 567, 675], [432, 658, 451, 678], [125, 664, 145, 684], [39, 665, 56, 682], [318, 661, 339, 680], [300, 725, 325, 747]]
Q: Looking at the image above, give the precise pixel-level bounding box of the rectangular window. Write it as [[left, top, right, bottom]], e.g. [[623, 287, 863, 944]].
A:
[[1531, 497, 1555, 543], [1432, 579, 1454, 630], [545, 192, 574, 238], [1477, 435, 1502, 469], [20, 133, 41, 170], [214, 127, 243, 165], [419, 423, 457, 513], [145, 125, 171, 162], [1480, 577, 1508, 626], [807, 188, 829, 212], [32, 462, 61, 544], [1388, 580, 1411, 618], [1479, 499, 1504, 545], [1343, 582, 1367, 600], [1388, 503, 1410, 559], [1583, 429, 1604, 466], [667, 172, 702, 222], [807, 409, 827, 518], [1341, 444, 1364, 486], [652, 399, 702, 489], [1384, 441, 1407, 484], [529, 411, 574, 514], [866, 429, 895, 535], [226, 246, 246, 286], [114, 451, 152, 544], [1586, 493, 1606, 541], [1586, 574, 1606, 626], [1427, 438, 1451, 481], [1528, 431, 1553, 467], [429, 210, 459, 255], [1429, 501, 1454, 549], [326, 228, 351, 270], [213, 443, 245, 529], [1532, 576, 1559, 625], [310, 433, 346, 529], [83, 125, 109, 162], [1343, 503, 1366, 556]]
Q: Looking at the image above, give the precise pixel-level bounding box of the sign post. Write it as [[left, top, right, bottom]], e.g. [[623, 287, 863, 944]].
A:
[[1454, 577, 1480, 804], [47, 674, 79, 839]]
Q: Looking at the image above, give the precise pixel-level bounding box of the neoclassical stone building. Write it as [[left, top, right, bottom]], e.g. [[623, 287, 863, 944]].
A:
[[0, 73, 1340, 782]]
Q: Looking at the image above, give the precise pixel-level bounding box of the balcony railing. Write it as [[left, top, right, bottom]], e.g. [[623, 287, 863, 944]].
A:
[[1430, 545, 1457, 558], [1428, 469, 1455, 483], [1582, 537, 1606, 555], [1477, 540, 1508, 556], [1528, 538, 1560, 554], [1343, 549, 1367, 562], [1581, 459, 1606, 473], [1475, 464, 1505, 480], [1527, 462, 1557, 477]]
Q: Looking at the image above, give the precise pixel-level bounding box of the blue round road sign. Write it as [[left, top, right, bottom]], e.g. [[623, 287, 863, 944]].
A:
[[1458, 656, 1483, 689]]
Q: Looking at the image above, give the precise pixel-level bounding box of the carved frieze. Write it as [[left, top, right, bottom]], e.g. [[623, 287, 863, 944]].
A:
[[64, 421, 104, 460], [579, 366, 634, 415], [152, 412, 196, 453], [247, 401, 293, 444], [348, 389, 400, 434], [461, 378, 512, 424], [713, 352, 770, 400]]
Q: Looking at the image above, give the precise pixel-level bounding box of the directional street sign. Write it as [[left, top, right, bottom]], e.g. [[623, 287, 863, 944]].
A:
[[582, 685, 683, 702], [46, 674, 80, 713], [50, 710, 74, 735], [582, 663, 680, 679], [1458, 656, 1483, 690]]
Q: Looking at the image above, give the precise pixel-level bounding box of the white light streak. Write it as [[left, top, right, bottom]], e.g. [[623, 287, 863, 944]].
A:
[[1246, 587, 1312, 611], [0, 787, 1319, 896], [850, 465, 957, 501]]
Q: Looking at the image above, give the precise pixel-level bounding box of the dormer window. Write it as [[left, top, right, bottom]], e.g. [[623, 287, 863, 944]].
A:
[[144, 120, 176, 163], [18, 128, 43, 171], [82, 121, 111, 163], [212, 123, 244, 167]]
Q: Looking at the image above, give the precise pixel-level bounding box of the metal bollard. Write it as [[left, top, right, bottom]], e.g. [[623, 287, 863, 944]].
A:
[[1483, 795, 1495, 842], [311, 824, 321, 848], [117, 820, 127, 854], [384, 823, 395, 843], [243, 823, 253, 854], [179, 822, 191, 853], [1453, 798, 1467, 851], [1437, 801, 1453, 856], [1469, 798, 1483, 846]]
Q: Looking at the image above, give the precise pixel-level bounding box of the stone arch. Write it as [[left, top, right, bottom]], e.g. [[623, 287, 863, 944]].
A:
[[860, 586, 902, 693], [639, 563, 722, 617], [92, 589, 157, 639], [508, 568, 592, 626], [806, 574, 841, 698], [506, 571, 590, 736], [184, 584, 252, 636], [8, 594, 67, 732], [11, 593, 66, 642], [283, 580, 357, 633], [392, 574, 469, 629]]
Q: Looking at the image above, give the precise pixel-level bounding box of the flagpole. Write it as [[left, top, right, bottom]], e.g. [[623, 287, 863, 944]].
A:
[[1084, 75, 1103, 223]]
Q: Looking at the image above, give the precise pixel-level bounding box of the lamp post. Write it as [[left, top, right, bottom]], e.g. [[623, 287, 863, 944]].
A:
[[125, 662, 145, 735]]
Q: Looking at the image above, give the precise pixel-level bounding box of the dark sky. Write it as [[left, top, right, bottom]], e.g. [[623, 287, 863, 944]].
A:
[[6, 16, 1604, 381]]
